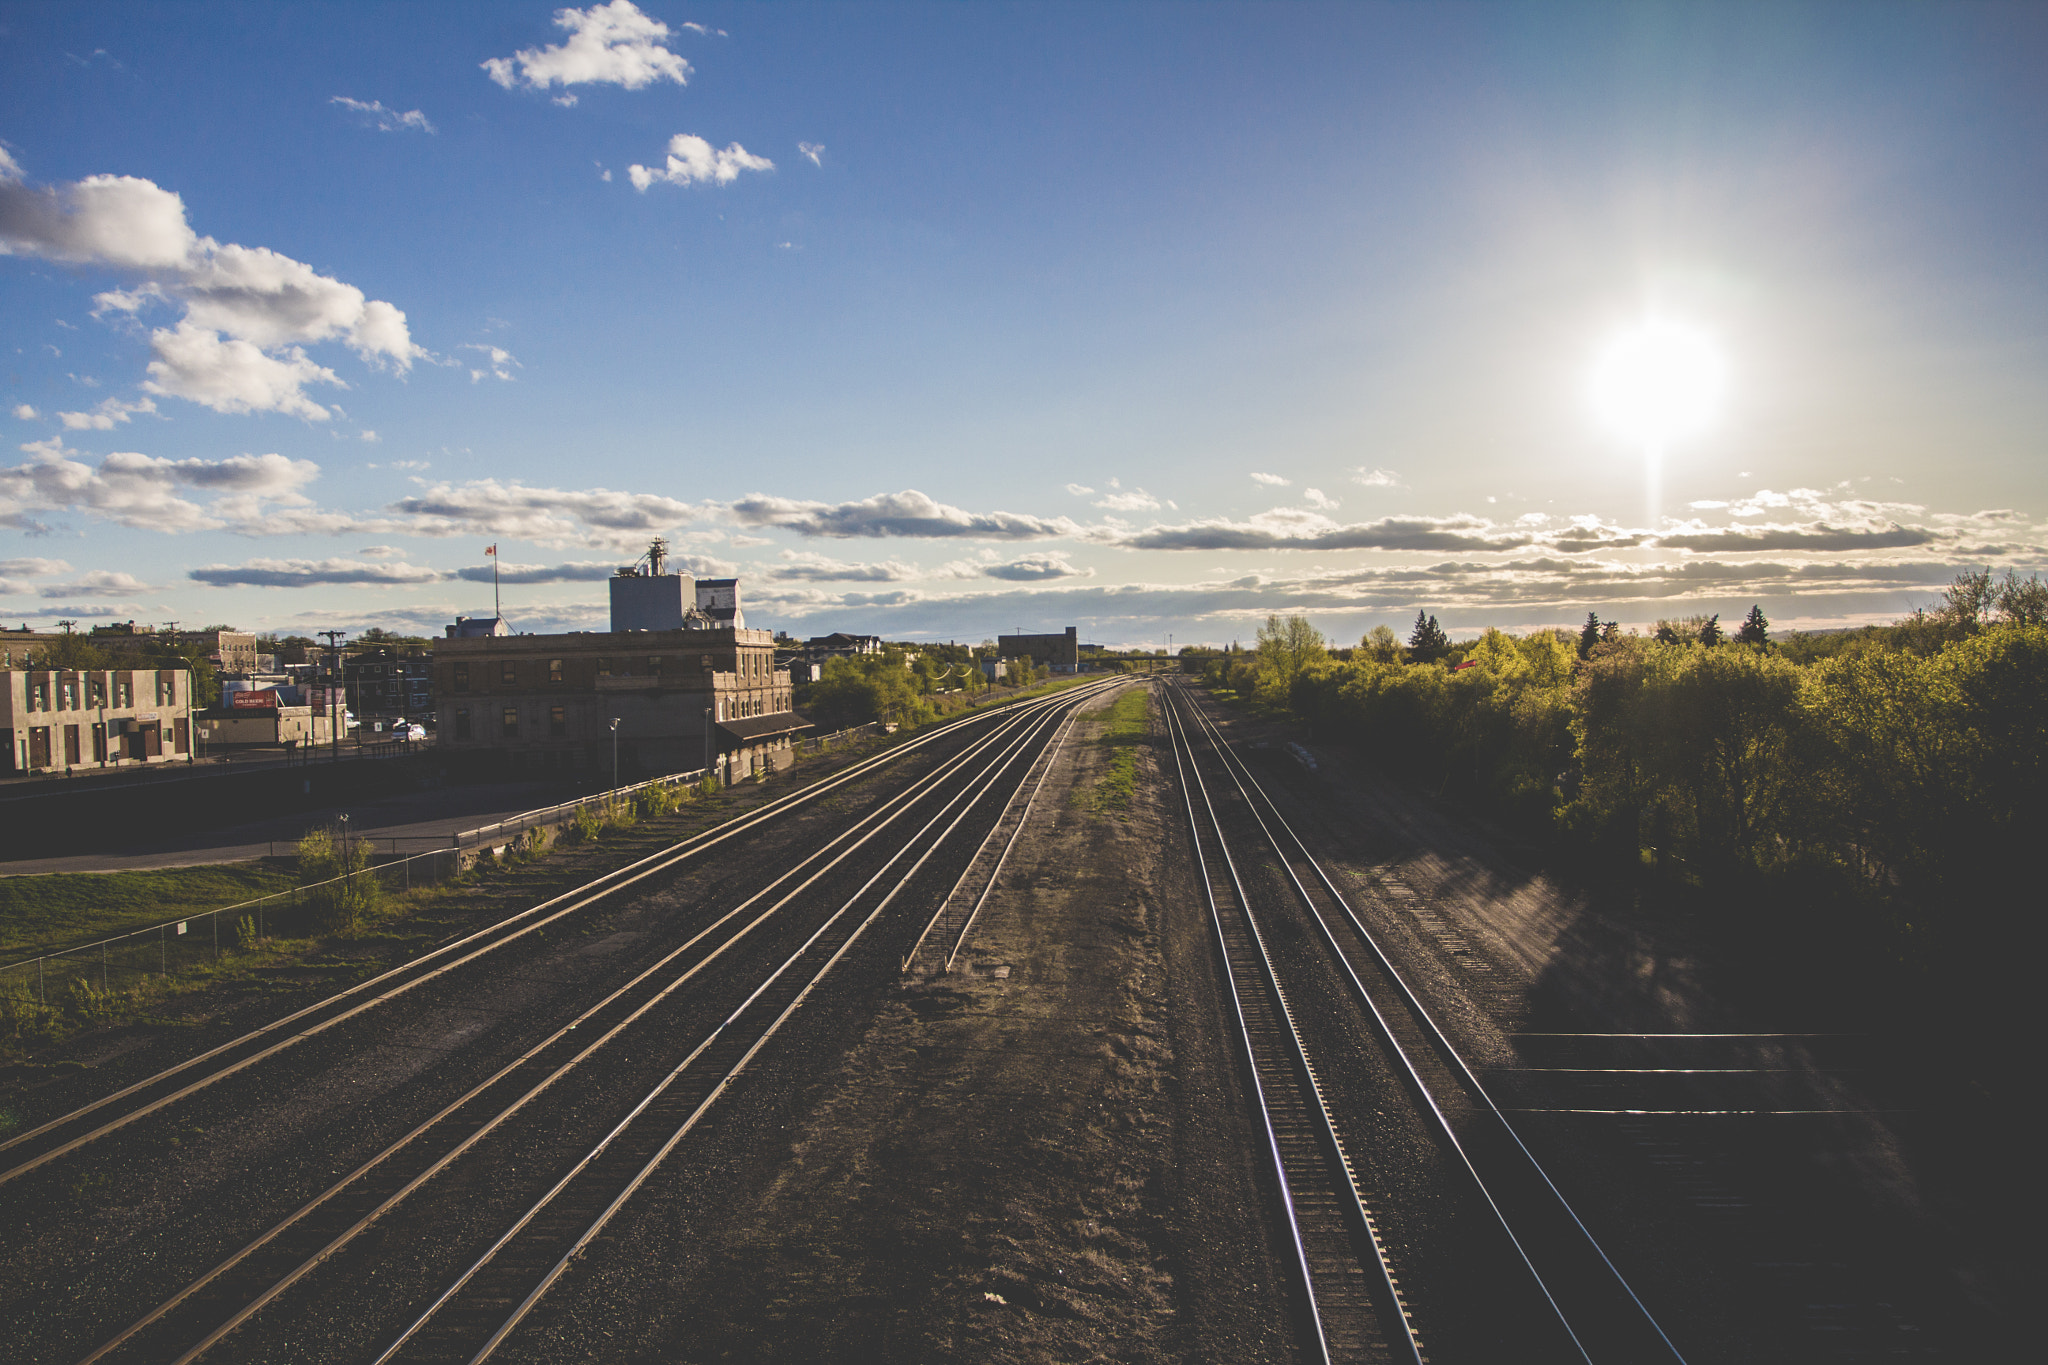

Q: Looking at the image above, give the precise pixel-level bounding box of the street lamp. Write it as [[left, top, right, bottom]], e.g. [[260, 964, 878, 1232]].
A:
[[609, 717, 621, 799], [704, 706, 713, 780]]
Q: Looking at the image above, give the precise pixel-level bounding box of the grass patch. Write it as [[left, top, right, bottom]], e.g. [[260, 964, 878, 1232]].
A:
[[1080, 688, 1152, 817], [0, 863, 297, 961]]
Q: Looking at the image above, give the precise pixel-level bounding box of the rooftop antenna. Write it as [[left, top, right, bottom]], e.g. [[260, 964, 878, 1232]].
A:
[[648, 537, 667, 577], [56, 619, 76, 634]]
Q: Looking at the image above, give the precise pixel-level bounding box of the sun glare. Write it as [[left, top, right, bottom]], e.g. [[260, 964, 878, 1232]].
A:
[[1590, 319, 1728, 448]]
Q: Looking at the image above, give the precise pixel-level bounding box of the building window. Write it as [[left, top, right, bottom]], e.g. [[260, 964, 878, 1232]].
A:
[[61, 681, 76, 710], [501, 706, 520, 738], [115, 678, 130, 707], [648, 655, 661, 674], [455, 706, 471, 740], [700, 654, 711, 670], [597, 657, 612, 677], [501, 661, 518, 685], [454, 663, 470, 691], [549, 658, 564, 684], [160, 675, 176, 705], [550, 705, 566, 737]]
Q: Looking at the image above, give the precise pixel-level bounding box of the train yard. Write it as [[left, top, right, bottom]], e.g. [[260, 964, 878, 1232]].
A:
[[2, 677, 1990, 1362]]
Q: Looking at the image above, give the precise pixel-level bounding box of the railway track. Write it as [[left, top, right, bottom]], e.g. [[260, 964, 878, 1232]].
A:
[[53, 676, 1121, 1365], [0, 681, 1100, 1193], [1162, 681, 1687, 1364]]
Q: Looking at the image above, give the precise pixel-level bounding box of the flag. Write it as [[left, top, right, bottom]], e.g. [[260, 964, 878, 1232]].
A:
[[485, 544, 496, 556]]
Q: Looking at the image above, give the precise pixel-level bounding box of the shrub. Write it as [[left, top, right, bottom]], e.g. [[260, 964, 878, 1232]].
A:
[[296, 825, 381, 932]]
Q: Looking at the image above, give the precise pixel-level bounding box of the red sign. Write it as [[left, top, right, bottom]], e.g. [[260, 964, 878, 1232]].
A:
[[231, 689, 280, 709]]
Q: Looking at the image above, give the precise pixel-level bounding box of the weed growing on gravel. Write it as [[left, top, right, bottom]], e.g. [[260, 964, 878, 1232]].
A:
[[1081, 689, 1152, 817]]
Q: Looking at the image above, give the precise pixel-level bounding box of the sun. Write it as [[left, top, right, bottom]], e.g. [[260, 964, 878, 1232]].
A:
[[1590, 319, 1728, 447]]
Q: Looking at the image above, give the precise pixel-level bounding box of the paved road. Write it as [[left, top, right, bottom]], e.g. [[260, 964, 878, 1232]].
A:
[[0, 780, 569, 876]]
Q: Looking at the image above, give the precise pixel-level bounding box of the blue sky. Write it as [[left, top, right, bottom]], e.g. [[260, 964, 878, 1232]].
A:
[[4, 2, 2045, 647]]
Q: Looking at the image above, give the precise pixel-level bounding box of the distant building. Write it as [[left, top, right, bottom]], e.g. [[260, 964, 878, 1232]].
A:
[[2, 666, 195, 773], [344, 646, 433, 720], [997, 626, 1080, 674], [447, 616, 511, 639], [433, 626, 804, 779], [89, 622, 259, 674], [804, 632, 883, 657], [695, 577, 745, 628]]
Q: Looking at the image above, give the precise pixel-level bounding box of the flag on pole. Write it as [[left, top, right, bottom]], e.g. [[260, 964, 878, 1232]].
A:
[[485, 544, 496, 556]]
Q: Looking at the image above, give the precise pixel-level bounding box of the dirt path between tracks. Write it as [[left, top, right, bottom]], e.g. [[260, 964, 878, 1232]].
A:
[[639, 682, 1296, 1364]]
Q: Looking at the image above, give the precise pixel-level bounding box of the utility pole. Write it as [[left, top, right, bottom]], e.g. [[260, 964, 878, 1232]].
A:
[[319, 629, 348, 765]]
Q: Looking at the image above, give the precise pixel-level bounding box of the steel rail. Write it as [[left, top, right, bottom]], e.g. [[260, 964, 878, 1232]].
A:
[[1, 680, 1106, 1186], [372, 686, 1102, 1365], [1162, 687, 1421, 1365], [72, 688, 1092, 1365], [900, 678, 1098, 972], [1173, 681, 1685, 1363]]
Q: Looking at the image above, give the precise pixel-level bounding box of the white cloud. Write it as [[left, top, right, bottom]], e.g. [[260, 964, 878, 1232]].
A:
[[0, 437, 320, 533], [729, 489, 1079, 542], [12, 404, 37, 420], [455, 559, 627, 585], [0, 146, 22, 182], [357, 545, 401, 559], [681, 21, 727, 37], [982, 553, 1091, 582], [627, 135, 773, 190], [143, 323, 343, 419], [1094, 487, 1161, 512], [0, 163, 423, 417], [39, 570, 155, 599], [463, 344, 519, 383], [483, 2, 692, 93], [1065, 483, 1095, 496], [799, 142, 825, 167], [56, 394, 157, 430], [772, 551, 919, 583], [189, 556, 446, 588], [360, 429, 379, 442], [1303, 487, 1338, 511], [1250, 472, 1290, 486], [386, 478, 704, 548], [1351, 467, 1404, 488], [330, 96, 435, 134]]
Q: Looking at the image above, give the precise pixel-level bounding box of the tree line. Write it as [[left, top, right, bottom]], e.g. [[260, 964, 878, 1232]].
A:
[[1196, 573, 2047, 1040]]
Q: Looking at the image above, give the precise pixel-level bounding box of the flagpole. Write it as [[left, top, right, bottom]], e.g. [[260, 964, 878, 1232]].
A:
[[494, 552, 500, 622]]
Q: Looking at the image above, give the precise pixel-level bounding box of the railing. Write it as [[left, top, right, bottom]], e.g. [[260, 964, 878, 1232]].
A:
[[0, 719, 892, 1009]]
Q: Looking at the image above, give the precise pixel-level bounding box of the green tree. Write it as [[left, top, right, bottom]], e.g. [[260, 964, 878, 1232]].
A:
[[1577, 612, 1602, 659], [1697, 614, 1724, 647], [806, 651, 935, 731], [1406, 610, 1450, 664], [1359, 624, 1402, 665], [1737, 605, 1769, 647], [1256, 614, 1326, 696]]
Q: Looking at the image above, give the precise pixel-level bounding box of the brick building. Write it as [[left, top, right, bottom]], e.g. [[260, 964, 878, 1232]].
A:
[[1, 667, 195, 773], [433, 625, 805, 779], [344, 647, 433, 721], [997, 626, 1081, 673]]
